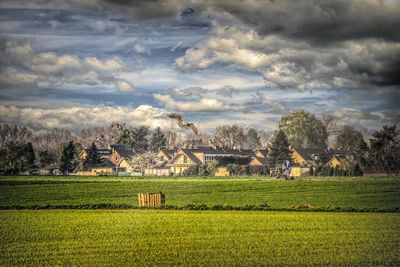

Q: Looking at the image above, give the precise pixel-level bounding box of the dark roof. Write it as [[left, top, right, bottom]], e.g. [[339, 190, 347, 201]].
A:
[[160, 148, 175, 160], [179, 150, 202, 164], [326, 149, 353, 162], [94, 158, 116, 168], [111, 144, 134, 159], [293, 147, 327, 161], [183, 148, 255, 157], [255, 149, 268, 157], [254, 157, 268, 165]]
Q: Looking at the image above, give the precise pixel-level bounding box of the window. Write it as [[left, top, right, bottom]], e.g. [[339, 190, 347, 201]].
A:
[[160, 156, 164, 161], [183, 155, 188, 164]]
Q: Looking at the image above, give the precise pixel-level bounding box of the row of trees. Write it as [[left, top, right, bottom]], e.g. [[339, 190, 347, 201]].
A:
[[1, 109, 398, 175]]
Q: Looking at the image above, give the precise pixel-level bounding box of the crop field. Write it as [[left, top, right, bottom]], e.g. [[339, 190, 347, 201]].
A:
[[0, 176, 399, 210], [1, 210, 399, 266]]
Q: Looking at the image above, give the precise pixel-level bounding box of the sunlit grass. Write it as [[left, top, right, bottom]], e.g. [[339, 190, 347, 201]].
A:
[[0, 210, 399, 266], [0, 176, 399, 210]]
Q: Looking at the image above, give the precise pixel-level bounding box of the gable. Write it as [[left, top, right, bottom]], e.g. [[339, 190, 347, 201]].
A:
[[292, 150, 306, 163]]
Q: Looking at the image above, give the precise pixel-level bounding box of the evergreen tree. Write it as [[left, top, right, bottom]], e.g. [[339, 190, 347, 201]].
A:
[[86, 142, 102, 167], [117, 128, 132, 145], [38, 150, 53, 168], [245, 128, 261, 149], [22, 142, 36, 171], [267, 130, 291, 168], [131, 126, 150, 152], [149, 127, 167, 152], [59, 141, 77, 175]]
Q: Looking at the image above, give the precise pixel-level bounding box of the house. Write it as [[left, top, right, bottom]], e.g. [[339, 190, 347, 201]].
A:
[[255, 149, 268, 158], [291, 147, 327, 165], [78, 148, 112, 160], [157, 148, 176, 163], [326, 149, 353, 168], [109, 144, 134, 172], [166, 146, 257, 175], [215, 166, 230, 176]]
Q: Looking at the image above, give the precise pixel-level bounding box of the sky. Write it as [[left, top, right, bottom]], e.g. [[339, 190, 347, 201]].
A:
[[0, 0, 399, 134]]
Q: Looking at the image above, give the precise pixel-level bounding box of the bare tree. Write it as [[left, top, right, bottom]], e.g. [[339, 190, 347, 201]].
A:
[[243, 128, 261, 150], [106, 122, 126, 146], [213, 125, 246, 149], [126, 152, 158, 172], [79, 127, 107, 148], [0, 124, 33, 148], [257, 129, 272, 147], [32, 128, 77, 159], [321, 113, 340, 136]]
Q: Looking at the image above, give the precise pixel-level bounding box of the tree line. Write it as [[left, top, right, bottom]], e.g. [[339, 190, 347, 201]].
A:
[[0, 109, 399, 175]]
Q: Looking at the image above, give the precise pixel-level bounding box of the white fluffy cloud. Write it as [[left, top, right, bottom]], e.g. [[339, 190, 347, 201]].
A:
[[0, 41, 131, 91], [0, 104, 174, 131], [153, 93, 244, 112], [176, 25, 400, 90], [0, 67, 39, 86]]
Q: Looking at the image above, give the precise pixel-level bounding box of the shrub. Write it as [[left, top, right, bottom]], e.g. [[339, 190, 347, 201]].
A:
[[182, 165, 199, 176]]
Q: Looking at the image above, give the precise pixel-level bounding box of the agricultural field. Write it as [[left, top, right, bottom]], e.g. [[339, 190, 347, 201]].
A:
[[1, 210, 399, 266], [0, 176, 399, 210]]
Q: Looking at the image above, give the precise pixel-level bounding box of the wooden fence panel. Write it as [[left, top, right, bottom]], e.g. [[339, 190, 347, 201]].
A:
[[138, 192, 166, 207]]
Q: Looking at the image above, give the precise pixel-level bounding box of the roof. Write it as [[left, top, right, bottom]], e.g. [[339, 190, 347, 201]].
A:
[[253, 157, 268, 165], [160, 148, 175, 160], [255, 149, 268, 157], [166, 147, 256, 166], [183, 147, 255, 157], [293, 147, 327, 161], [94, 158, 116, 168], [111, 144, 134, 159], [326, 149, 353, 162]]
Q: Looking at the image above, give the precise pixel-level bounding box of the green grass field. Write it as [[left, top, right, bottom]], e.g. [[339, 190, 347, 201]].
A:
[[1, 176, 399, 266], [1, 176, 399, 210], [1, 210, 399, 266]]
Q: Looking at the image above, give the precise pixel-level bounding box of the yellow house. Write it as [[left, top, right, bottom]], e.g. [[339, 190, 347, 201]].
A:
[[255, 149, 268, 158], [157, 148, 176, 162], [292, 148, 326, 165], [215, 167, 230, 176], [166, 147, 257, 175], [78, 148, 111, 160], [109, 144, 134, 172], [326, 149, 353, 168], [250, 157, 268, 166], [166, 149, 202, 175]]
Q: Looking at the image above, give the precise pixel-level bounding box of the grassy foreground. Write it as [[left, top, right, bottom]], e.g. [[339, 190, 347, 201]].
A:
[[0, 176, 399, 210], [1, 210, 399, 266]]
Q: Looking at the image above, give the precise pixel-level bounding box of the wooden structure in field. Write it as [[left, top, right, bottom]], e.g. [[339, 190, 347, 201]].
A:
[[138, 192, 166, 207]]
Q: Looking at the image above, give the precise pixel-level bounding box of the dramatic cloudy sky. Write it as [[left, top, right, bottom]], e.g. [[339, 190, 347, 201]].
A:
[[0, 0, 399, 133]]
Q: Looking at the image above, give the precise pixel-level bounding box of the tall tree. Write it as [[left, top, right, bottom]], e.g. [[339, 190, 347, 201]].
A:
[[59, 141, 78, 175], [22, 142, 36, 171], [149, 127, 167, 152], [0, 142, 25, 174], [131, 126, 150, 152], [117, 128, 132, 145], [0, 124, 33, 148], [279, 109, 328, 148], [38, 150, 54, 168], [244, 128, 261, 150], [366, 125, 399, 175], [334, 125, 365, 149], [86, 142, 102, 167], [213, 125, 246, 149], [267, 130, 291, 168]]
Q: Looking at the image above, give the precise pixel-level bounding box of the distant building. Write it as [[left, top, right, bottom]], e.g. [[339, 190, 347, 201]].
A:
[[326, 149, 354, 168]]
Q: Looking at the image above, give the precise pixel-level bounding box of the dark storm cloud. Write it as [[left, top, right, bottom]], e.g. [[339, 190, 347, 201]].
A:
[[208, 0, 400, 43]]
